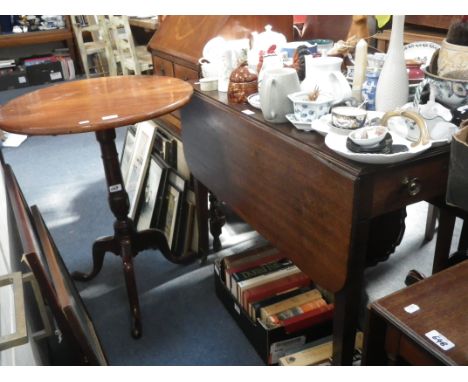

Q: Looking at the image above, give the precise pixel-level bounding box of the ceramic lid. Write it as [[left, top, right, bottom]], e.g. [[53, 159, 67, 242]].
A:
[[229, 62, 258, 83]]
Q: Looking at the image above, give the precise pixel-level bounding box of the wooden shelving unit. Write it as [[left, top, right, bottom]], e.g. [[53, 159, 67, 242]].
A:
[[0, 16, 78, 69]]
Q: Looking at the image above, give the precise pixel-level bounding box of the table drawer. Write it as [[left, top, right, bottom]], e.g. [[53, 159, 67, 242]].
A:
[[370, 154, 449, 216], [174, 63, 199, 81], [152, 56, 174, 77]]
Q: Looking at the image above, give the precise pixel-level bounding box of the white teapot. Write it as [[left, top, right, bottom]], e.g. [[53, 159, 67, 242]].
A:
[[301, 56, 351, 102], [249, 25, 287, 68]]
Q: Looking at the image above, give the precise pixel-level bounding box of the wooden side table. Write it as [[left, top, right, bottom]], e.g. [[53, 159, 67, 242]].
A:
[[363, 260, 468, 365], [0, 75, 193, 338]]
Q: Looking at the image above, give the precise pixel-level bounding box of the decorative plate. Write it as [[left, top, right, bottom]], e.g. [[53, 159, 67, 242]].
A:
[[324, 131, 432, 164], [285, 114, 313, 131], [247, 93, 261, 109], [404, 41, 440, 66]]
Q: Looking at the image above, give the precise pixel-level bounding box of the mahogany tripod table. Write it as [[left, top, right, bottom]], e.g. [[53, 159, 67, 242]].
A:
[[0, 76, 193, 338]]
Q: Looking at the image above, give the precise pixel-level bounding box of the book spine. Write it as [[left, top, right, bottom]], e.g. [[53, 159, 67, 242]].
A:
[[227, 254, 286, 291], [244, 272, 311, 315], [267, 298, 327, 326], [282, 304, 335, 334], [230, 257, 289, 297], [237, 265, 299, 305], [259, 288, 322, 322], [224, 248, 279, 289], [222, 244, 275, 270], [250, 285, 312, 321]]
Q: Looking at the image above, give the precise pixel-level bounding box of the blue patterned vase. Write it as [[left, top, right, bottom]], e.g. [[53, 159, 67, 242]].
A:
[[362, 68, 381, 111]]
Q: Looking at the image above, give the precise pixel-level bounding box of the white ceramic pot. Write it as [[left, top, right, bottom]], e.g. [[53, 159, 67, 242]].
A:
[[260, 68, 301, 124], [301, 56, 351, 102]]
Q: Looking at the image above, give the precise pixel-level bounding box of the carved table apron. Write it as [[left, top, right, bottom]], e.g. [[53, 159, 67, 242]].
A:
[[181, 86, 450, 365]]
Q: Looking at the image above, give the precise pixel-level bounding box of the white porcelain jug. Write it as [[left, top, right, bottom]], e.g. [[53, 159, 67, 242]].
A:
[[301, 56, 351, 102], [260, 68, 300, 123]]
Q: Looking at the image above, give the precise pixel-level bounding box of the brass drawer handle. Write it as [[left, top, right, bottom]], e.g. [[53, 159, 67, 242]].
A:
[[402, 176, 421, 196]]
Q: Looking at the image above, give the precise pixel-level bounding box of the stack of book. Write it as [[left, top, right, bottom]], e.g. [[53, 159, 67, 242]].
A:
[[221, 245, 334, 329], [215, 244, 334, 364]]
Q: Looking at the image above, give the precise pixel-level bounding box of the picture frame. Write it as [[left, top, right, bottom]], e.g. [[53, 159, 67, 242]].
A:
[[135, 153, 169, 231], [125, 121, 157, 220], [30, 205, 108, 366], [153, 127, 177, 168], [120, 125, 136, 183], [3, 164, 107, 365], [161, 169, 186, 252]]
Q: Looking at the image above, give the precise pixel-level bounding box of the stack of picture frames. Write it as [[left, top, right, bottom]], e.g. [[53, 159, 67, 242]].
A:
[[3, 163, 107, 365], [120, 121, 198, 261]]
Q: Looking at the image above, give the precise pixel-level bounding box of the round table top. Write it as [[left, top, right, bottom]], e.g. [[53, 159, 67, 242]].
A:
[[0, 75, 193, 135]]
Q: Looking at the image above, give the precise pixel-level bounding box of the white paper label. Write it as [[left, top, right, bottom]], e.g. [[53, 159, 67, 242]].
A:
[[233, 303, 240, 315], [242, 109, 255, 115], [404, 304, 420, 314], [102, 114, 118, 120], [425, 330, 455, 351], [109, 184, 122, 193], [18, 76, 26, 84], [50, 71, 62, 80], [270, 336, 306, 364]]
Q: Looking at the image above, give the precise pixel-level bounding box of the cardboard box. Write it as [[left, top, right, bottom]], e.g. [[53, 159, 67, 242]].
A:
[[214, 260, 333, 365]]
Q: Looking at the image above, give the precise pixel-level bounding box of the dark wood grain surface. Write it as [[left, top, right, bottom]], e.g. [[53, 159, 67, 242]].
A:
[[366, 260, 468, 365], [0, 75, 193, 135]]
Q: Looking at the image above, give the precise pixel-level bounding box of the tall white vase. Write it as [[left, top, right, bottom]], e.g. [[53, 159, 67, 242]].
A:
[[375, 15, 409, 112]]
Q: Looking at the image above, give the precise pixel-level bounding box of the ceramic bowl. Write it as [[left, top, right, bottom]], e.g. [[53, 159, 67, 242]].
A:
[[423, 66, 468, 109], [331, 106, 367, 130], [349, 126, 388, 147], [288, 91, 334, 123], [199, 77, 218, 91]]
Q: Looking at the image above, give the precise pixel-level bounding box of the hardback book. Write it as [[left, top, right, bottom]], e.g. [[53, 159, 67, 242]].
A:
[[250, 285, 313, 321], [222, 244, 275, 269], [278, 303, 334, 332], [226, 250, 284, 290], [267, 298, 327, 326], [229, 255, 288, 297], [223, 245, 277, 283], [236, 265, 300, 304], [259, 289, 322, 322], [232, 258, 293, 297], [278, 331, 362, 366], [244, 271, 311, 317]]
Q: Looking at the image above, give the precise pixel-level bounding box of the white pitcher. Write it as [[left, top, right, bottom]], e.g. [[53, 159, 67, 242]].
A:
[[260, 68, 300, 124], [301, 56, 351, 102]]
